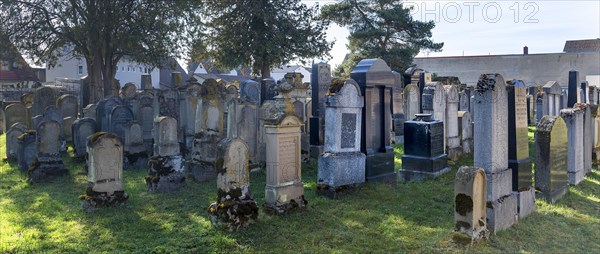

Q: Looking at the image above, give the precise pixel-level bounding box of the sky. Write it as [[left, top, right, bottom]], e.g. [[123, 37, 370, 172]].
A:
[[305, 0, 600, 69]]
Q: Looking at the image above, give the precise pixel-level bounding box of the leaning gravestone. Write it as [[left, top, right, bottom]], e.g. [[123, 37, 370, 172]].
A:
[[453, 166, 488, 243], [17, 131, 37, 171], [350, 59, 395, 183], [317, 79, 366, 198], [560, 106, 584, 185], [208, 138, 258, 231], [4, 103, 27, 131], [28, 120, 68, 183], [146, 116, 185, 192], [506, 80, 535, 219], [5, 123, 28, 161], [80, 132, 128, 210], [473, 73, 517, 234], [72, 118, 97, 159], [261, 80, 306, 214], [535, 116, 568, 203], [32, 86, 57, 118], [399, 114, 449, 182], [56, 94, 79, 119]]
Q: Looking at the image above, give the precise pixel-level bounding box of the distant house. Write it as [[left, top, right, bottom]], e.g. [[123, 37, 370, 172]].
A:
[[188, 61, 252, 85], [45, 45, 161, 89], [0, 34, 40, 89], [271, 65, 311, 83], [158, 58, 190, 89]]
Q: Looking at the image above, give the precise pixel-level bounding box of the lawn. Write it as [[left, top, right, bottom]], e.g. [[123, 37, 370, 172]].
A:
[[1, 130, 599, 253]]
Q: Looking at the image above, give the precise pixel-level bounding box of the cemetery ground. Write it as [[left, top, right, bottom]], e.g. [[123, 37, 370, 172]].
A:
[[1, 129, 598, 253]]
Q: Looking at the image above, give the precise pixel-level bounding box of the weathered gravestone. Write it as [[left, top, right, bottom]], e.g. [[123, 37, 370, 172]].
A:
[[6, 123, 28, 161], [421, 84, 435, 115], [582, 104, 592, 175], [309, 62, 332, 158], [506, 80, 535, 219], [458, 111, 473, 154], [535, 116, 568, 203], [32, 86, 57, 118], [350, 59, 395, 183], [187, 79, 226, 182], [526, 95, 534, 126], [391, 71, 404, 143], [28, 120, 68, 183], [80, 132, 128, 210], [453, 166, 488, 243], [56, 94, 78, 119], [96, 96, 123, 131], [179, 78, 202, 154], [21, 93, 33, 108], [445, 85, 461, 160], [123, 122, 147, 169], [83, 104, 97, 121], [0, 108, 4, 133], [146, 116, 185, 192], [120, 82, 138, 99], [4, 103, 26, 131], [459, 90, 470, 112], [227, 97, 259, 164], [207, 138, 258, 231], [72, 118, 97, 159], [535, 91, 547, 124], [240, 79, 261, 103], [567, 70, 580, 108], [138, 91, 154, 153], [141, 74, 153, 90], [399, 114, 449, 182], [560, 106, 584, 185], [108, 105, 134, 141], [17, 131, 37, 171], [404, 84, 420, 121], [63, 116, 76, 143], [317, 79, 366, 198], [591, 105, 600, 164], [287, 73, 312, 160], [542, 81, 562, 116], [473, 73, 517, 234], [580, 81, 588, 103], [261, 81, 306, 214]]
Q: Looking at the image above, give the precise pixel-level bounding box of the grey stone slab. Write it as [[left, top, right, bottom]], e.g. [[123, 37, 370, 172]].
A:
[[486, 193, 518, 234]]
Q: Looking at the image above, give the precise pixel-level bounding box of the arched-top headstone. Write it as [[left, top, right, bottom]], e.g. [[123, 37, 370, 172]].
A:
[[120, 82, 138, 98], [535, 115, 568, 203], [72, 118, 97, 158], [109, 105, 134, 139], [96, 95, 123, 131], [56, 94, 78, 119], [4, 103, 27, 131], [32, 86, 57, 117], [454, 166, 488, 241], [6, 123, 28, 161], [21, 93, 33, 107], [240, 80, 260, 103], [154, 116, 179, 157], [404, 84, 420, 121]]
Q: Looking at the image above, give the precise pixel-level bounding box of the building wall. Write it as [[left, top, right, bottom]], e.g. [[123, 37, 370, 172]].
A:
[[271, 67, 311, 83], [413, 52, 600, 87]]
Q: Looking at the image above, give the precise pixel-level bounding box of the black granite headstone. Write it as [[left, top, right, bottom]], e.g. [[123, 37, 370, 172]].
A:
[[567, 70, 579, 108], [507, 83, 532, 191], [400, 114, 448, 180], [535, 116, 568, 204]]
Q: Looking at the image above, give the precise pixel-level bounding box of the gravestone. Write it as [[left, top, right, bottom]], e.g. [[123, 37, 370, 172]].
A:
[[180, 78, 203, 154], [535, 92, 546, 125], [227, 98, 260, 164], [317, 79, 366, 198], [261, 80, 306, 214], [473, 73, 517, 234], [32, 86, 57, 118], [399, 114, 449, 182], [431, 82, 447, 151], [567, 70, 579, 108], [560, 106, 584, 185], [4, 103, 27, 131], [83, 104, 97, 121], [21, 93, 33, 108], [580, 81, 588, 103], [123, 122, 148, 169], [120, 82, 138, 99], [208, 138, 258, 230], [0, 108, 4, 133], [80, 132, 128, 210], [56, 94, 78, 119], [350, 59, 395, 183], [309, 62, 332, 158], [141, 74, 152, 90], [458, 111, 473, 154], [72, 118, 97, 159], [5, 123, 28, 161], [581, 104, 592, 175], [591, 105, 600, 164], [146, 116, 185, 192], [453, 166, 488, 242], [421, 84, 435, 115], [526, 95, 534, 126], [287, 73, 312, 159], [445, 85, 461, 160], [459, 90, 470, 112], [138, 91, 154, 152], [109, 105, 134, 140], [261, 78, 277, 104], [392, 71, 404, 142], [240, 79, 261, 103], [96, 96, 123, 131], [28, 120, 68, 183], [187, 79, 226, 182], [535, 116, 568, 203], [542, 81, 562, 116], [79, 76, 90, 107], [63, 116, 76, 143], [403, 84, 420, 121], [157, 88, 179, 122], [506, 80, 535, 219], [17, 131, 37, 171]]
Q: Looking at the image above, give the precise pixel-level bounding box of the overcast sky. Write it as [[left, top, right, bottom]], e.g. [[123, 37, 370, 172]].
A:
[[306, 0, 600, 69]]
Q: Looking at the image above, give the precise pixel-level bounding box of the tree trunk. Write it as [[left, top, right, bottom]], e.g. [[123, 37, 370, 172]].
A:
[[260, 64, 271, 80], [88, 55, 104, 104]]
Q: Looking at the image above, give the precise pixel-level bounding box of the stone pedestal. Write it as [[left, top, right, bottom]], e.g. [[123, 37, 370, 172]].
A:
[[399, 114, 449, 182]]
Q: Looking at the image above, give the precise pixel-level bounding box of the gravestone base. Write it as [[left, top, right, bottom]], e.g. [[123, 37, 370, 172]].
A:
[[448, 146, 463, 161], [187, 161, 217, 182], [124, 152, 149, 170], [567, 170, 584, 185], [310, 145, 323, 159], [535, 184, 567, 204], [264, 183, 307, 215], [208, 187, 258, 231], [486, 168, 514, 202], [516, 187, 535, 219], [317, 152, 366, 199], [401, 154, 448, 173], [80, 184, 128, 212], [28, 155, 68, 183], [366, 152, 396, 184], [398, 167, 451, 182], [146, 155, 185, 192], [509, 158, 533, 191], [487, 193, 518, 234]]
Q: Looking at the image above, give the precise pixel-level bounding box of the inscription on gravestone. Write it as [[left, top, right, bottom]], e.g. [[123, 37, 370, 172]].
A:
[[341, 113, 357, 148], [279, 137, 297, 183]]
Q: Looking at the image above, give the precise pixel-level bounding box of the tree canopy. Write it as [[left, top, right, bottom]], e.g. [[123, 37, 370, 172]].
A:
[[0, 0, 203, 103], [193, 0, 333, 79], [321, 0, 443, 77]]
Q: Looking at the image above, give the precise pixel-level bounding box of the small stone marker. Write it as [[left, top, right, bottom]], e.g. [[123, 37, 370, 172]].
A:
[[453, 166, 488, 243]]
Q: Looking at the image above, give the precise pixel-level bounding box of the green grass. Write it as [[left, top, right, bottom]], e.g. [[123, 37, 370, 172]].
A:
[[1, 130, 599, 253]]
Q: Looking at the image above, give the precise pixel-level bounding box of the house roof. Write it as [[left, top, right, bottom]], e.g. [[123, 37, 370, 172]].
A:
[[563, 39, 600, 53], [159, 58, 189, 88], [0, 33, 40, 82], [193, 73, 251, 84], [272, 65, 310, 73]]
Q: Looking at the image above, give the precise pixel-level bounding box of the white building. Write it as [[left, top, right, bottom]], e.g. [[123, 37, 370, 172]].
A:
[[271, 65, 311, 83]]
